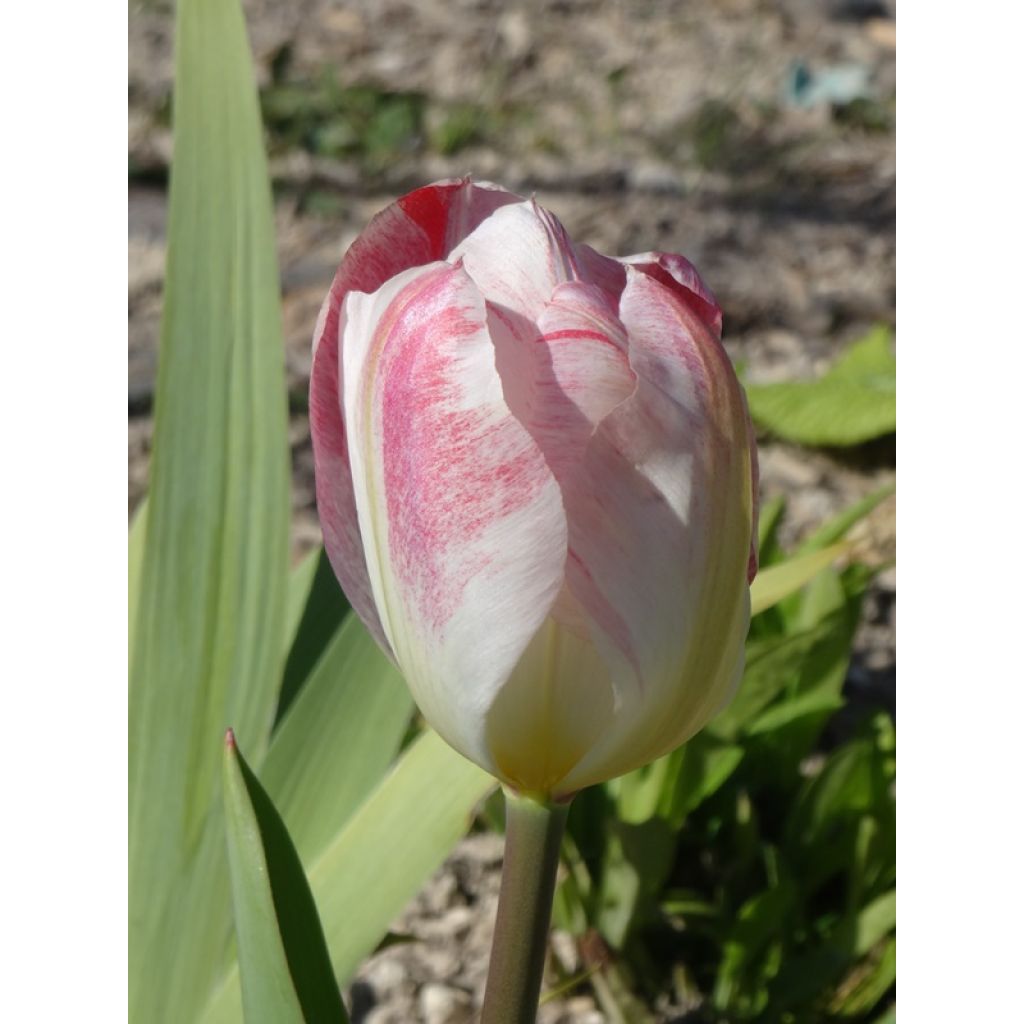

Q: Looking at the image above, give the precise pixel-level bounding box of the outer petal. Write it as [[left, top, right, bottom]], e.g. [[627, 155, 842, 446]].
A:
[[555, 267, 756, 794], [309, 179, 521, 650], [342, 261, 568, 773], [621, 251, 724, 338], [449, 198, 581, 323]]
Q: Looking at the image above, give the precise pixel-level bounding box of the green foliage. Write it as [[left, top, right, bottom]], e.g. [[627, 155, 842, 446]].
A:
[[745, 327, 896, 447], [555, 496, 896, 1023], [223, 734, 348, 1024], [128, 2, 492, 1020], [201, 733, 495, 1024], [430, 103, 487, 155], [261, 75, 425, 166], [127, 0, 291, 1015]]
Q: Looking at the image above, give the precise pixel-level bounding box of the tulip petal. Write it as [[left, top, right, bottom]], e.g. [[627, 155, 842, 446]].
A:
[[621, 251, 724, 337], [555, 267, 756, 793], [341, 261, 568, 772], [449, 199, 580, 323], [484, 615, 619, 798], [310, 180, 521, 651]]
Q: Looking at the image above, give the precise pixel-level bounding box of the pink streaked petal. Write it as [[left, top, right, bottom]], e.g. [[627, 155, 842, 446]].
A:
[[342, 261, 568, 771], [554, 268, 756, 792], [310, 293, 392, 652], [577, 243, 628, 303], [621, 251, 724, 337], [309, 179, 522, 647]]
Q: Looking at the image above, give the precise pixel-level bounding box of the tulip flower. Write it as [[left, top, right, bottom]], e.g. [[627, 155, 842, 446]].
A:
[[310, 178, 758, 1022], [311, 176, 757, 795]]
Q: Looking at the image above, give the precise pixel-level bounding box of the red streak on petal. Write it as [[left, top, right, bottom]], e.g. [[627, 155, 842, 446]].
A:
[[374, 271, 549, 632]]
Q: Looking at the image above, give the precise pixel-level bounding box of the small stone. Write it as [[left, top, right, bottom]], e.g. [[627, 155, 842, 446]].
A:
[[550, 929, 579, 974], [362, 956, 407, 997], [418, 983, 473, 1024]]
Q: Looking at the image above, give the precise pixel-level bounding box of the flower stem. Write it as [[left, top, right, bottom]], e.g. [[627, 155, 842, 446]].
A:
[[481, 789, 570, 1024]]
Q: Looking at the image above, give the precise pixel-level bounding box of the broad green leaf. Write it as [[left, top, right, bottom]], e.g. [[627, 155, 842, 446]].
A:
[[830, 325, 896, 380], [127, 0, 290, 1017], [277, 547, 350, 723], [746, 327, 896, 446], [261, 614, 413, 862], [750, 544, 847, 616], [852, 890, 896, 957], [223, 733, 347, 1024], [200, 731, 495, 1024]]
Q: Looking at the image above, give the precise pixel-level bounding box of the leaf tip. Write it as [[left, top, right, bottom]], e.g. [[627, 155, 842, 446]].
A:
[[225, 727, 237, 750]]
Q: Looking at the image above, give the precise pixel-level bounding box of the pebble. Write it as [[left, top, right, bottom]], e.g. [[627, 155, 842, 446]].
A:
[[418, 983, 474, 1024]]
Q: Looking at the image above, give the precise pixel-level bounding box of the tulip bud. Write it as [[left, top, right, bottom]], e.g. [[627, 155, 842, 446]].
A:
[[310, 178, 758, 800]]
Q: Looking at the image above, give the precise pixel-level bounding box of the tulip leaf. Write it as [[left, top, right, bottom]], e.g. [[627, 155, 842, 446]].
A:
[[199, 731, 495, 1024], [127, 499, 147, 667], [261, 613, 414, 863], [277, 547, 351, 724], [223, 732, 348, 1024], [127, 0, 290, 1016], [851, 890, 897, 958], [749, 544, 847, 616], [745, 327, 896, 446]]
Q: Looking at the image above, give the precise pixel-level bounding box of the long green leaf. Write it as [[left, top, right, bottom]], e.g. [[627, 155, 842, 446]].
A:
[[127, 500, 147, 667], [223, 732, 347, 1024], [750, 544, 847, 616], [261, 614, 414, 862], [277, 548, 351, 723], [127, 0, 290, 1016], [200, 731, 495, 1023]]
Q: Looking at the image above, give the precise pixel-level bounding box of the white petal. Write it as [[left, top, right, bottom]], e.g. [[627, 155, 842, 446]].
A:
[[342, 261, 568, 772]]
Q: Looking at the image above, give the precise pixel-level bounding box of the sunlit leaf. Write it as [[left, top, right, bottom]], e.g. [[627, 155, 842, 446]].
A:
[[745, 327, 895, 446], [200, 731, 494, 1023], [223, 732, 347, 1024], [127, 0, 290, 1016], [750, 544, 847, 616]]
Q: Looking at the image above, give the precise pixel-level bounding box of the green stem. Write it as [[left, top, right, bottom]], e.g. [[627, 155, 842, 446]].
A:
[[481, 789, 570, 1024]]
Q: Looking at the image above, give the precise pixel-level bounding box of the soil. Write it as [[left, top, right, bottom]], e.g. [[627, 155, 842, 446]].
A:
[[128, 0, 895, 1019]]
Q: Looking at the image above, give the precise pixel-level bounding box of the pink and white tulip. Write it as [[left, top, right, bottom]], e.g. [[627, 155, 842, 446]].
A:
[[310, 179, 758, 799]]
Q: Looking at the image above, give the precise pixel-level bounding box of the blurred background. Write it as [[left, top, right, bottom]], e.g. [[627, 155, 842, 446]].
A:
[[129, 1, 895, 1020]]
